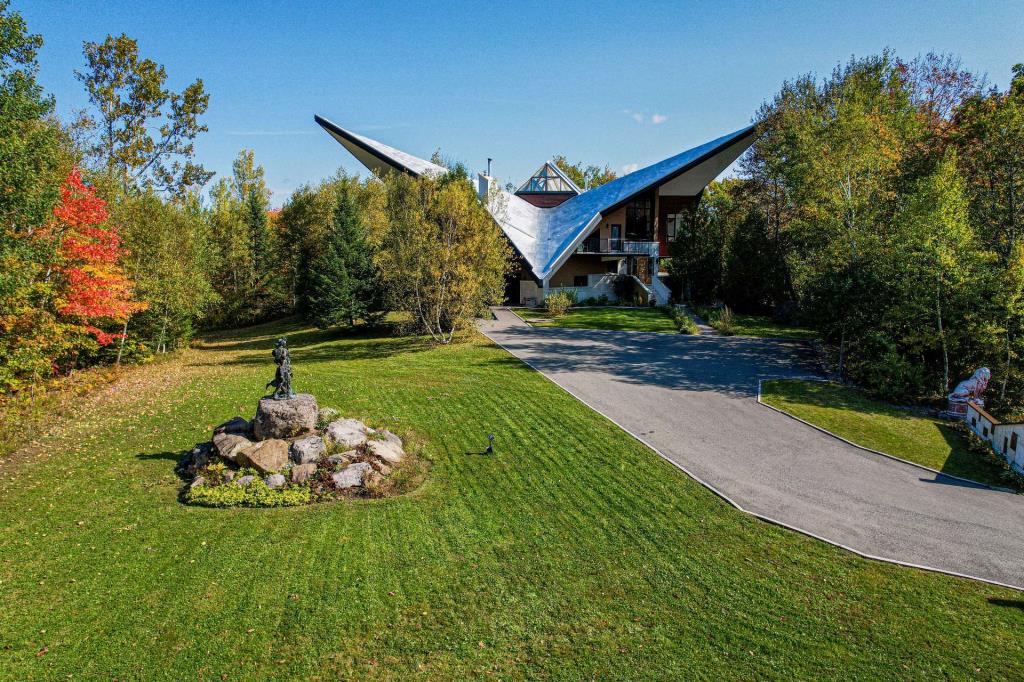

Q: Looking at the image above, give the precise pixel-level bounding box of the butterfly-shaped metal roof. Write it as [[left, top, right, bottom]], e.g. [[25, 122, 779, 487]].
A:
[[315, 114, 757, 281]]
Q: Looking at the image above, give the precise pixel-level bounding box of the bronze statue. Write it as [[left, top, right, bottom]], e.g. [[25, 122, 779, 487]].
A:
[[265, 337, 296, 400]]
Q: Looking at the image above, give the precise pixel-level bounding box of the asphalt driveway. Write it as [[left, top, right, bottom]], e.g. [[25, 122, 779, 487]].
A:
[[480, 309, 1024, 589]]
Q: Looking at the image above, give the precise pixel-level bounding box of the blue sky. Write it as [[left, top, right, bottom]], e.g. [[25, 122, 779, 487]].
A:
[[19, 0, 1024, 206]]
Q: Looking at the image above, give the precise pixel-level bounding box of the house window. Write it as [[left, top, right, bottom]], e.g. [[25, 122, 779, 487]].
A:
[[983, 426, 989, 437], [625, 196, 653, 241], [573, 275, 588, 288], [1004, 436, 1009, 454], [971, 416, 977, 426], [666, 214, 679, 242], [1012, 432, 1018, 451]]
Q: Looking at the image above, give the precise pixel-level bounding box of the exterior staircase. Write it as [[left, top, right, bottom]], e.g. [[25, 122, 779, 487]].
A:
[[650, 275, 672, 305]]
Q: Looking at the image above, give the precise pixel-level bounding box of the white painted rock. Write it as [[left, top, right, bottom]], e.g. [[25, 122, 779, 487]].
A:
[[325, 418, 368, 450], [331, 462, 371, 489], [367, 439, 405, 465]]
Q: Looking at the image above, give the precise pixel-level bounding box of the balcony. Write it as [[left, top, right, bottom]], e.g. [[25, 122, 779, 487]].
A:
[[577, 236, 659, 257]]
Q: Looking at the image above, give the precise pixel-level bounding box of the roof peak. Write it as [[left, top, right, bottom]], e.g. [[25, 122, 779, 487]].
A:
[[515, 160, 581, 195]]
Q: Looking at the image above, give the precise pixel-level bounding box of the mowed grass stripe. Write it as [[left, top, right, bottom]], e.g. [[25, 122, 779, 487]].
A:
[[1, 320, 1022, 680]]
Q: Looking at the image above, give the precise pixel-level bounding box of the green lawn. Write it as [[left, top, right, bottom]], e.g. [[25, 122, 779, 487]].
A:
[[695, 306, 818, 340], [515, 306, 678, 333], [761, 379, 1018, 490], [1, 322, 1022, 680]]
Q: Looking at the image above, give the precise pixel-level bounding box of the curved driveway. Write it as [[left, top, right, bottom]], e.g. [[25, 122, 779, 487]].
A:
[[481, 309, 1024, 589]]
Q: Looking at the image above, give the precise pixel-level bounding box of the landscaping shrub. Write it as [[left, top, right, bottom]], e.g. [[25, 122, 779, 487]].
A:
[[185, 475, 312, 507], [712, 306, 736, 335], [545, 289, 577, 317], [669, 307, 700, 334]]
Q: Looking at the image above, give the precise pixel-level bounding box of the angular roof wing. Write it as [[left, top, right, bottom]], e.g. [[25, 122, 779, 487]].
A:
[[314, 115, 446, 178], [315, 113, 758, 281], [533, 125, 758, 279]]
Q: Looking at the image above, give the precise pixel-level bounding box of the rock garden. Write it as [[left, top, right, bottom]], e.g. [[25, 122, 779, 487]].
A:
[[180, 393, 423, 506]]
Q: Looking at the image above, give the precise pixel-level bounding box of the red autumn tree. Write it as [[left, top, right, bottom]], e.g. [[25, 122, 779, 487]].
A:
[[50, 169, 147, 345]]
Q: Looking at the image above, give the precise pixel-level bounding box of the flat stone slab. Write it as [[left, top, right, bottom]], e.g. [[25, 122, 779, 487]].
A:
[[332, 462, 371, 489], [212, 433, 250, 463], [253, 394, 318, 440], [324, 418, 368, 450], [367, 439, 405, 465]]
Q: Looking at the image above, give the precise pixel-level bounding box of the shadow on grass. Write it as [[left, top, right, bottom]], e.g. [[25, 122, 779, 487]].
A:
[[934, 422, 1010, 487], [190, 326, 437, 369], [988, 598, 1024, 610], [137, 449, 192, 484], [767, 380, 1016, 490], [198, 319, 404, 353]]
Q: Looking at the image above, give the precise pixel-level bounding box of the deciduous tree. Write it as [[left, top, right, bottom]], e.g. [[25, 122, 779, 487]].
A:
[[75, 33, 211, 193]]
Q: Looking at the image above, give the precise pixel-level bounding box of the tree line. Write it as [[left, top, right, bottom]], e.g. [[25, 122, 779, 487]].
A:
[[669, 53, 1024, 411], [0, 2, 508, 394]]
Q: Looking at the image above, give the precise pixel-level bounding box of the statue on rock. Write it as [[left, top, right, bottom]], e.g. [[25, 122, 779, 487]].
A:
[[947, 367, 991, 418], [266, 337, 296, 400]]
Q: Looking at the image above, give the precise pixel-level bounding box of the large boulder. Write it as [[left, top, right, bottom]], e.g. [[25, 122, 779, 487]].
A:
[[367, 439, 405, 465], [237, 438, 290, 474], [252, 394, 318, 440], [324, 418, 368, 450], [290, 436, 326, 464], [213, 433, 251, 463], [331, 462, 371, 489]]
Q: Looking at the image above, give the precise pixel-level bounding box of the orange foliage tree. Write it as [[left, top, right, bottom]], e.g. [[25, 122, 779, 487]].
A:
[[48, 169, 147, 346]]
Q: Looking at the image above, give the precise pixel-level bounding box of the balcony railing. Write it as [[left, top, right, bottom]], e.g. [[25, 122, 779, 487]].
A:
[[577, 237, 659, 257]]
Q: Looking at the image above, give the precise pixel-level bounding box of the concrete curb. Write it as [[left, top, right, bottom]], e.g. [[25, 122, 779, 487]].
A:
[[756, 378, 1019, 495], [479, 324, 1023, 592]]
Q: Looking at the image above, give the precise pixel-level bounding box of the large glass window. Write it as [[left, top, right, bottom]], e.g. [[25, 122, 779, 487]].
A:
[[625, 196, 653, 241], [517, 162, 578, 193]]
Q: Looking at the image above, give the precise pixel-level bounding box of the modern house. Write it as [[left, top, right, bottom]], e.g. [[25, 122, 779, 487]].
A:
[[315, 114, 757, 306]]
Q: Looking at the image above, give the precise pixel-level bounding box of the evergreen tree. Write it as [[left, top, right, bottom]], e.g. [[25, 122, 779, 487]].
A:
[[246, 187, 269, 279], [307, 185, 380, 328]]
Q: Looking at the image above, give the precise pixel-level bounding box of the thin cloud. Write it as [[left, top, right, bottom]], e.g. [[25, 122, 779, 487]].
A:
[[621, 163, 638, 175], [623, 110, 668, 125], [225, 130, 316, 136]]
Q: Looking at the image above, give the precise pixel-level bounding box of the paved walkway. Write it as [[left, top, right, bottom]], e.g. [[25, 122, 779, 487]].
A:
[[481, 309, 1024, 589]]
